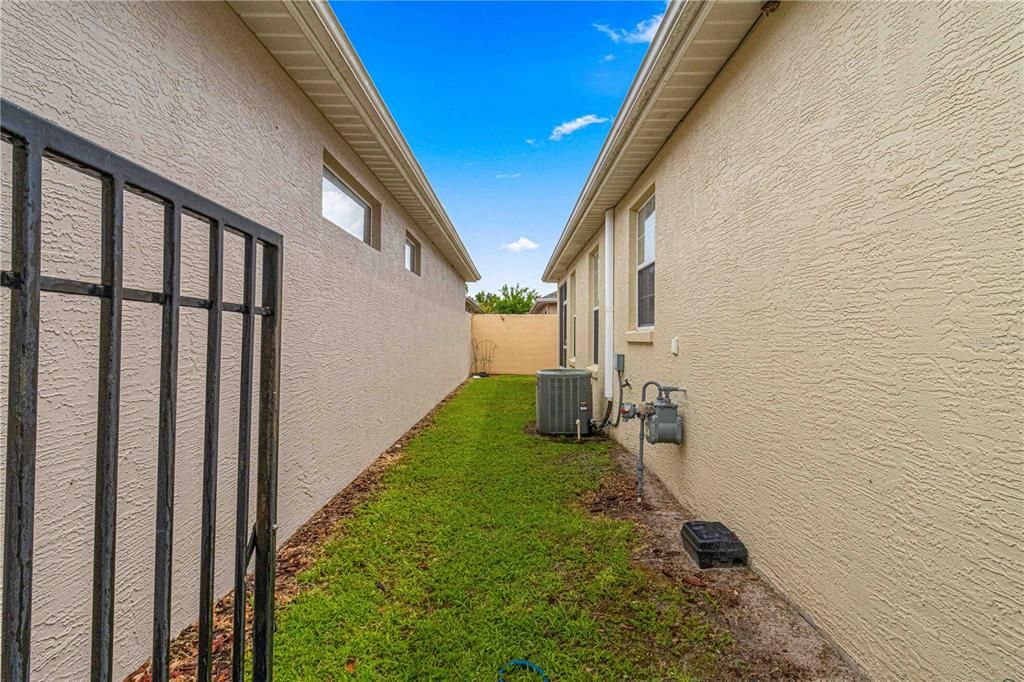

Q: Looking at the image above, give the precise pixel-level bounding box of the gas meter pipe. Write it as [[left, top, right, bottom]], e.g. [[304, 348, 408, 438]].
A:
[[636, 413, 646, 503], [637, 381, 687, 501]]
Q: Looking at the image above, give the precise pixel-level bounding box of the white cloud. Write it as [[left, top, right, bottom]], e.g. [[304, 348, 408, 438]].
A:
[[549, 114, 609, 141], [496, 172, 522, 179], [525, 138, 537, 146], [593, 12, 663, 44], [601, 53, 616, 62], [501, 237, 539, 253]]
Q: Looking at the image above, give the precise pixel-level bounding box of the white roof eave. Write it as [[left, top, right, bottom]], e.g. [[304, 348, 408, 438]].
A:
[[229, 0, 480, 281], [542, 0, 765, 282]]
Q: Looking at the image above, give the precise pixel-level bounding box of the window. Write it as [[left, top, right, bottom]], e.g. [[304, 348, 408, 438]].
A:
[[572, 316, 577, 359], [322, 167, 370, 243], [558, 282, 568, 367], [636, 195, 655, 328], [570, 272, 577, 359], [404, 233, 421, 275], [590, 250, 600, 364]]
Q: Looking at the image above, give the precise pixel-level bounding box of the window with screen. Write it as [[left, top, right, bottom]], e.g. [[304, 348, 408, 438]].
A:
[[590, 250, 599, 364], [559, 282, 568, 367], [636, 195, 655, 328], [570, 272, 577, 358]]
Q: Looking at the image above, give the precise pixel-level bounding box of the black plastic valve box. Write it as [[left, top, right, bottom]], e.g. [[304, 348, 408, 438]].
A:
[[680, 521, 748, 569]]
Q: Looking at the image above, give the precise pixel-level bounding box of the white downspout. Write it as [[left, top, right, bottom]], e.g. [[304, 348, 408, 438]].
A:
[[603, 208, 615, 400]]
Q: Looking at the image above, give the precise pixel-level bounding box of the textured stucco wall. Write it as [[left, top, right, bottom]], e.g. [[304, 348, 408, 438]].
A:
[[471, 314, 558, 375], [560, 2, 1023, 679], [0, 2, 471, 678]]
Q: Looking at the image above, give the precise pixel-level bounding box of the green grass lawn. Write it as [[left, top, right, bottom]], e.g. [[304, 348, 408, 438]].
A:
[[272, 375, 732, 680]]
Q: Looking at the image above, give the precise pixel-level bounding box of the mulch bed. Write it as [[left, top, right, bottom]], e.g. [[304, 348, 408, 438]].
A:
[[125, 382, 466, 682], [582, 443, 860, 681]]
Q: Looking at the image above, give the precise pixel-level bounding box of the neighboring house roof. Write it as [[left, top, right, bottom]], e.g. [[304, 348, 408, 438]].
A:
[[543, 0, 766, 282], [529, 291, 558, 314], [229, 0, 480, 282], [465, 296, 483, 314]]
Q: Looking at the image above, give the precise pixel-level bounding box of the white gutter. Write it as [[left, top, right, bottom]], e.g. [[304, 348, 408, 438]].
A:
[[235, 0, 481, 282], [307, 2, 480, 281], [603, 208, 615, 400], [542, 0, 764, 283], [542, 0, 697, 283]]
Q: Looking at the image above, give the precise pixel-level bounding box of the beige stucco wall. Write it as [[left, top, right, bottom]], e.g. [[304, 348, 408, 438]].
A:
[[471, 314, 557, 375], [559, 2, 1023, 679], [0, 2, 471, 678]]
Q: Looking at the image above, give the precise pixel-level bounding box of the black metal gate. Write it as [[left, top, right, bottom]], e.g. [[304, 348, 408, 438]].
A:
[[0, 100, 283, 682]]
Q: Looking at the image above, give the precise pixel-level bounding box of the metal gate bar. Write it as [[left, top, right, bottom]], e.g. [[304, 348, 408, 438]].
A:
[[0, 272, 272, 316], [253, 245, 282, 681], [232, 234, 256, 682], [0, 99, 283, 682], [90, 173, 125, 680], [152, 201, 181, 682], [1, 111, 42, 682], [197, 219, 224, 681]]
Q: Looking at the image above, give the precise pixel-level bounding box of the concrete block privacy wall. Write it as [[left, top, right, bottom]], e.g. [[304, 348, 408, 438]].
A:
[[471, 314, 558, 375], [0, 2, 471, 678]]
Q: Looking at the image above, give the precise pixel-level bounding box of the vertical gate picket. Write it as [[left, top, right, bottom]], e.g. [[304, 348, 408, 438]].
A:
[[253, 244, 282, 682], [90, 175, 125, 682], [198, 220, 224, 680], [1, 129, 43, 682], [232, 234, 256, 682], [152, 201, 182, 682]]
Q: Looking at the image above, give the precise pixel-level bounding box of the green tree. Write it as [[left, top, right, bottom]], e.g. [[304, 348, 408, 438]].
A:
[[473, 284, 539, 314]]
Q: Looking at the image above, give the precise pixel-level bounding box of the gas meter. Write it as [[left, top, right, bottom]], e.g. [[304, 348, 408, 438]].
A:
[[646, 386, 683, 445], [620, 384, 684, 444], [619, 380, 685, 503]]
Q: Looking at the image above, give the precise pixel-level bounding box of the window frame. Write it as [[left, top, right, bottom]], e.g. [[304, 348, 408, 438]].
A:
[[322, 165, 372, 245], [636, 194, 656, 329], [590, 249, 600, 365], [570, 271, 577, 360], [404, 232, 421, 275], [558, 282, 568, 367]]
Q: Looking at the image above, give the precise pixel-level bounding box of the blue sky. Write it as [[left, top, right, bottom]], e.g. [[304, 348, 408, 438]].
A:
[[328, 1, 663, 295]]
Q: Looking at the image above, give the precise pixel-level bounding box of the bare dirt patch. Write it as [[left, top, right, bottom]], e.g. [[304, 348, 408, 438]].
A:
[[585, 442, 861, 681], [125, 383, 466, 682]]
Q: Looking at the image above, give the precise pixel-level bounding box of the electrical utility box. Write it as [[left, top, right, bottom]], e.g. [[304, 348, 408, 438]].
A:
[[536, 369, 593, 436]]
